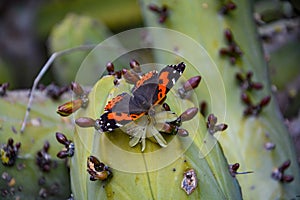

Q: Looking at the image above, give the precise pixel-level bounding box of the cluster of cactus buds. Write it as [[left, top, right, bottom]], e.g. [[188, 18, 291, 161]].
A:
[[271, 160, 294, 183], [106, 60, 142, 86], [219, 29, 243, 65], [181, 169, 198, 195], [148, 4, 168, 23], [241, 93, 271, 116], [123, 60, 143, 84], [206, 114, 228, 134], [162, 107, 199, 137], [1, 138, 21, 166], [236, 71, 263, 91], [46, 83, 69, 100], [57, 82, 89, 117], [178, 76, 201, 99], [219, 1, 237, 15], [235, 71, 271, 116], [36, 141, 53, 172], [55, 132, 75, 159], [0, 82, 9, 97], [87, 156, 112, 181]]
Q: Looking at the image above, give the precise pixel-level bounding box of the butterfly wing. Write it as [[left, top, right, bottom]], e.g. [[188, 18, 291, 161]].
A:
[[153, 62, 186, 105]]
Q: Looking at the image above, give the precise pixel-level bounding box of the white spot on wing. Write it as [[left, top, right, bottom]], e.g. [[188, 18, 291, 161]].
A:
[[172, 78, 176, 85]]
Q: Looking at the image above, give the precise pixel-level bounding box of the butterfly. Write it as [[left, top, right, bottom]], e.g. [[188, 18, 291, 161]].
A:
[[97, 62, 186, 132]]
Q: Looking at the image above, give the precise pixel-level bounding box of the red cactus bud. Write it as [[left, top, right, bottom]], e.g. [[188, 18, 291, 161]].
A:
[[241, 93, 252, 105], [180, 107, 198, 122], [183, 76, 201, 92], [162, 103, 171, 111], [177, 128, 189, 137], [251, 82, 263, 90], [75, 117, 95, 127], [259, 96, 271, 107], [57, 151, 69, 159], [278, 160, 291, 172], [224, 29, 233, 42], [56, 132, 68, 145], [106, 62, 114, 74], [282, 175, 294, 183]]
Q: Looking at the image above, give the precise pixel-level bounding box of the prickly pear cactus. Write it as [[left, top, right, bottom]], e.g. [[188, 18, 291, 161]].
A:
[[140, 0, 300, 199], [69, 70, 243, 199], [0, 90, 72, 199]]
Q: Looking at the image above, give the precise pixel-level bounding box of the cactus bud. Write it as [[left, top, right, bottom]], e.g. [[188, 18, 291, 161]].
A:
[[71, 82, 84, 96], [75, 117, 96, 128], [129, 59, 142, 73], [57, 99, 83, 117], [106, 62, 115, 75], [179, 107, 198, 122]]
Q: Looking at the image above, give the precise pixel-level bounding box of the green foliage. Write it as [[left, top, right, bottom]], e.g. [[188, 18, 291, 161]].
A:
[[49, 14, 110, 84], [140, 0, 300, 199], [70, 76, 242, 199], [0, 91, 72, 199]]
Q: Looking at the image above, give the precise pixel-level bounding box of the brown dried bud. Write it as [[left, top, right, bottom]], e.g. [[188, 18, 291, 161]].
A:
[[180, 107, 198, 122], [75, 117, 96, 128], [129, 59, 142, 73], [71, 82, 84, 96], [87, 156, 112, 181], [57, 99, 83, 117], [123, 69, 140, 84]]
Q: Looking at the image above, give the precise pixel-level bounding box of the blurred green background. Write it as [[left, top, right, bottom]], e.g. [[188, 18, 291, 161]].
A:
[[0, 0, 299, 118]]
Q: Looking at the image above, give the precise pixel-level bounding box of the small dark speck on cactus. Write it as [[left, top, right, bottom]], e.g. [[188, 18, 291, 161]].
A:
[[199, 101, 207, 116]]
